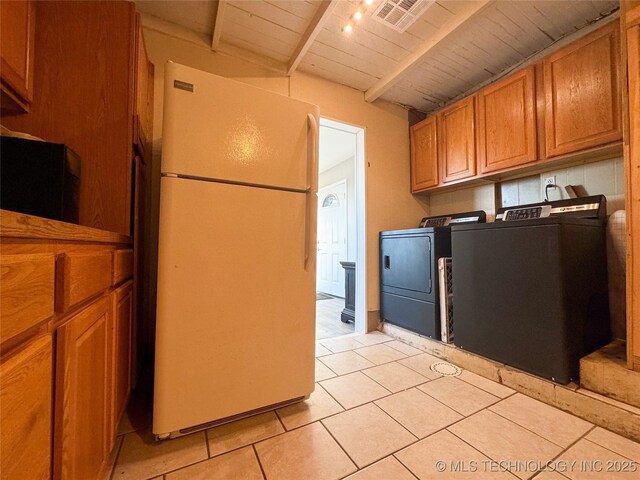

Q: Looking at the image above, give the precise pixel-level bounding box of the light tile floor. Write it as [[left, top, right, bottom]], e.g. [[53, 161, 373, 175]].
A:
[[109, 332, 640, 480], [316, 298, 354, 340]]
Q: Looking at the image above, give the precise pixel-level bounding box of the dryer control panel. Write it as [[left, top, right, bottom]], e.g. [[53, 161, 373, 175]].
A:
[[419, 210, 487, 228]]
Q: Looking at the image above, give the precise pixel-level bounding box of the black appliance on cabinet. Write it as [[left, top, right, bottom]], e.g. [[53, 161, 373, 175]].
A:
[[451, 195, 610, 384], [0, 136, 80, 223], [380, 211, 486, 339]]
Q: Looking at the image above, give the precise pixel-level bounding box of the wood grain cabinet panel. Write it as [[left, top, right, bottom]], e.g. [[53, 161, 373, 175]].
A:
[[438, 97, 477, 183], [478, 66, 537, 173], [0, 0, 35, 111], [54, 297, 111, 480], [410, 116, 439, 191], [111, 281, 133, 435], [112, 249, 134, 286], [0, 254, 54, 344], [56, 252, 112, 313], [544, 21, 622, 157], [134, 16, 155, 160], [1, 1, 136, 235], [626, 5, 640, 370], [0, 335, 52, 480]]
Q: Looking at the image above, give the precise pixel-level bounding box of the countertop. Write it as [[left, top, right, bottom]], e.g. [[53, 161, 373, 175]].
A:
[[0, 209, 132, 244]]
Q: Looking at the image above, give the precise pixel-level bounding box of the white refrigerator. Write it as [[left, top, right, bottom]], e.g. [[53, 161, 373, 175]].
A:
[[153, 63, 319, 438]]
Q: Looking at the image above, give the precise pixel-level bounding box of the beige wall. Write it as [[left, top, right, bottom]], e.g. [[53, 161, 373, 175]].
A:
[[429, 184, 497, 220], [500, 157, 625, 214], [142, 16, 428, 319]]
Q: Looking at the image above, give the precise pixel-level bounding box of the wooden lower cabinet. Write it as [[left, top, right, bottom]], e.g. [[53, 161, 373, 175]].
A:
[[0, 335, 52, 480], [112, 281, 133, 435], [54, 296, 111, 480]]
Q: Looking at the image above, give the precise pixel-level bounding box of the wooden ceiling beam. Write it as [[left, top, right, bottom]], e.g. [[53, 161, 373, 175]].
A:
[[211, 0, 227, 51], [287, 0, 338, 75], [365, 0, 491, 103]]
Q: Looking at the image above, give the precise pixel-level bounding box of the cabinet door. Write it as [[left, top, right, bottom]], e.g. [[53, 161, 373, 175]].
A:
[[111, 281, 133, 435], [438, 96, 476, 183], [478, 66, 537, 174], [0, 335, 52, 480], [54, 297, 110, 480], [626, 5, 640, 370], [0, 0, 35, 111], [544, 21, 622, 157], [410, 116, 438, 191]]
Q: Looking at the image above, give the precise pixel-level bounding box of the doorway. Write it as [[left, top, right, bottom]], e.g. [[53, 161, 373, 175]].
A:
[[316, 118, 365, 340]]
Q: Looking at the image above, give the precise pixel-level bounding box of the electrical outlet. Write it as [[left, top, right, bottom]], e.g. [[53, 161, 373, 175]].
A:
[[544, 175, 556, 186]]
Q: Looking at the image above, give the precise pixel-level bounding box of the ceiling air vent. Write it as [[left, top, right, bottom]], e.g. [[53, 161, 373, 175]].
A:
[[372, 0, 434, 33]]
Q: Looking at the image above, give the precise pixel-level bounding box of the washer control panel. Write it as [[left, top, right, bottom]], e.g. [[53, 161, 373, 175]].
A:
[[503, 205, 552, 221]]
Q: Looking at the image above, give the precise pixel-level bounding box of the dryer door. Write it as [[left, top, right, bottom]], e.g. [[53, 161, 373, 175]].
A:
[[380, 231, 434, 303]]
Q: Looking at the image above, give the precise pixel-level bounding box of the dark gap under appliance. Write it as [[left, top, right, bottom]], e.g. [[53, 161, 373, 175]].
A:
[[380, 211, 487, 339], [451, 195, 610, 384]]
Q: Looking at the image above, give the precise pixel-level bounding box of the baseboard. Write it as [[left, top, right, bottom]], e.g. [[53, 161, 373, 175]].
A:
[[366, 310, 380, 333]]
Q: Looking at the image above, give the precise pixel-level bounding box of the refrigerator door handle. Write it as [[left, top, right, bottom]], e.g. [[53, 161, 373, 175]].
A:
[[305, 113, 319, 271]]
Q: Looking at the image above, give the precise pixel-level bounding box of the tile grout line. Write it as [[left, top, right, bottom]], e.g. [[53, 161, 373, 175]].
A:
[[454, 371, 516, 398], [318, 419, 360, 471], [581, 437, 640, 463], [526, 425, 599, 480], [251, 444, 268, 480], [272, 406, 287, 432], [360, 365, 430, 392], [415, 378, 517, 418], [444, 428, 524, 480], [351, 343, 409, 366], [487, 404, 594, 451], [158, 443, 258, 478], [391, 453, 426, 480]]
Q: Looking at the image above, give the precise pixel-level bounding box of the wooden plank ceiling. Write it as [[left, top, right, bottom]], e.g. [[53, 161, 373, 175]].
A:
[[135, 0, 619, 113]]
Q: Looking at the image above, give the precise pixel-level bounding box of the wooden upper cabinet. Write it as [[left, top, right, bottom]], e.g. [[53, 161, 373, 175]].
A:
[[0, 0, 35, 112], [2, 1, 136, 235], [478, 66, 537, 174], [54, 297, 111, 480], [1, 335, 52, 480], [544, 21, 622, 157], [438, 96, 476, 183], [410, 116, 439, 191]]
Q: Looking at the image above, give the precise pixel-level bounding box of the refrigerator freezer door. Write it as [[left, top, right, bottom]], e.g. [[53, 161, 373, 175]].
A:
[[162, 63, 319, 191], [153, 176, 316, 436]]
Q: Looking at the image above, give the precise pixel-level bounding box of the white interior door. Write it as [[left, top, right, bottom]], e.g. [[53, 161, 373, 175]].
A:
[[316, 181, 347, 297]]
